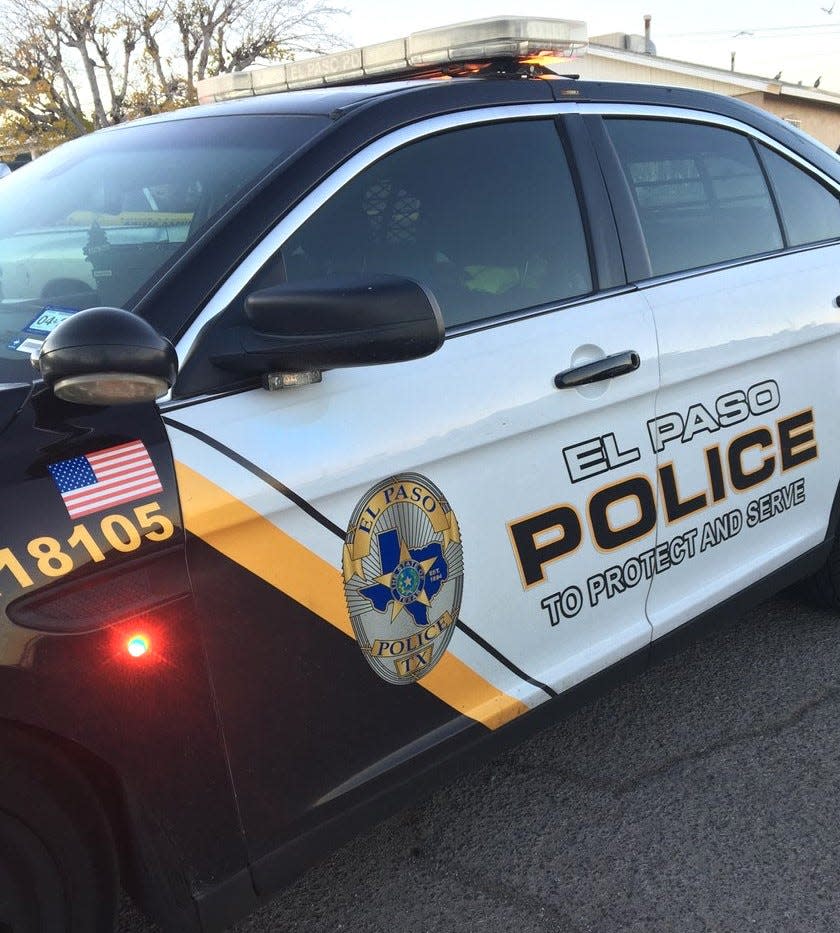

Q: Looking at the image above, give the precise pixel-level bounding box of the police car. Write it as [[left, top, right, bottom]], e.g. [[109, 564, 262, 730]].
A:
[[1, 15, 840, 932]]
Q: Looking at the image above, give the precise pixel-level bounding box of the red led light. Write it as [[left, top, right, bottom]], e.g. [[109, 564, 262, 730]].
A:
[[126, 634, 150, 658]]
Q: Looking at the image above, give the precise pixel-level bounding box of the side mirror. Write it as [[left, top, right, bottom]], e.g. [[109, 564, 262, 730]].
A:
[[35, 307, 178, 405], [212, 275, 444, 381]]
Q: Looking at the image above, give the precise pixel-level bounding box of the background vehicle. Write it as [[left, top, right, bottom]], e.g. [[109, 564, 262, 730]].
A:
[[1, 16, 840, 933]]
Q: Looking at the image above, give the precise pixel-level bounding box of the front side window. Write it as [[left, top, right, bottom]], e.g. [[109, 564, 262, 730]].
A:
[[272, 118, 593, 328], [605, 118, 783, 277]]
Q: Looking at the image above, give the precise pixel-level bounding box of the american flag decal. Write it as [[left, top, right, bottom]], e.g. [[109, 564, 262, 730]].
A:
[[48, 440, 163, 519]]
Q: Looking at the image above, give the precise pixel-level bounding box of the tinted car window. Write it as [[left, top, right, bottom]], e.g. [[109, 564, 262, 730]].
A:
[[277, 119, 592, 327], [758, 144, 840, 246], [605, 119, 783, 277], [0, 114, 327, 384]]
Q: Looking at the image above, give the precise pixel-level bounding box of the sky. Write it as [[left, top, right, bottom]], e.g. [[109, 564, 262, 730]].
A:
[[335, 1, 840, 93]]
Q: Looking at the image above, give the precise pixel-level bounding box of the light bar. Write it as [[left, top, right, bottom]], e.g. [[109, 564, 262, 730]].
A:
[[197, 16, 588, 103]]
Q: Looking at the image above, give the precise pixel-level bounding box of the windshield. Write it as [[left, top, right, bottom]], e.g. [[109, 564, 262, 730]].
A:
[[0, 112, 326, 384]]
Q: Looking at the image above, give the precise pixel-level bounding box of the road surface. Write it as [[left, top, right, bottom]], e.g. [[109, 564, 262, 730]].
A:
[[118, 590, 840, 932]]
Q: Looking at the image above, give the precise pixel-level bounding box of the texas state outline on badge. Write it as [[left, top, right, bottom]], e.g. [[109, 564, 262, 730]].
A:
[[342, 473, 463, 685]]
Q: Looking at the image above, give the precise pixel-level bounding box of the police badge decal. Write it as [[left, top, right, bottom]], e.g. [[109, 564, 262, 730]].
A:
[[342, 474, 463, 684]]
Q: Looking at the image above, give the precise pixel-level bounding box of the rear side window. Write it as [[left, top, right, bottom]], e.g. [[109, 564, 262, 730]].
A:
[[758, 145, 840, 247], [605, 119, 783, 276], [276, 119, 592, 327]]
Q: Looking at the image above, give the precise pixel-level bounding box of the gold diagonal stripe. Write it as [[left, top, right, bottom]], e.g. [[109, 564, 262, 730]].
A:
[[175, 461, 528, 730]]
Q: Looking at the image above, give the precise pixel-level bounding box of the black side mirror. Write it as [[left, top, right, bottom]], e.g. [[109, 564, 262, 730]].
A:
[[35, 307, 178, 405], [212, 275, 444, 380]]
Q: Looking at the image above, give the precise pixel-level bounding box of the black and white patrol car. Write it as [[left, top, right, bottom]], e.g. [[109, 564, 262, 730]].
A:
[[2, 15, 840, 932]]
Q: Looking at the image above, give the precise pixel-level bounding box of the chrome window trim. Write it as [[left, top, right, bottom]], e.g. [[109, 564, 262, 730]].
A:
[[171, 99, 840, 392]]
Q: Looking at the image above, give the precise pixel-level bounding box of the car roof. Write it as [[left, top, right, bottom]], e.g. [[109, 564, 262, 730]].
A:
[[136, 74, 772, 118], [128, 73, 820, 130], [121, 73, 840, 183]]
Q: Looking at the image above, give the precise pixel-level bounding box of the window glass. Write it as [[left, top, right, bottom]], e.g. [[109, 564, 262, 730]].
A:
[[275, 120, 592, 327], [759, 145, 840, 246], [628, 158, 703, 209], [0, 114, 327, 384], [605, 119, 783, 276]]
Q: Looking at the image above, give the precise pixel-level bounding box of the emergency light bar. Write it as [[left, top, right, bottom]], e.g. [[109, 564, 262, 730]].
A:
[[197, 16, 588, 103]]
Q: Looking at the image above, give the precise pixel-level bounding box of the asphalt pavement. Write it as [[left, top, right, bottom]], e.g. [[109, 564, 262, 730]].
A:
[[117, 589, 840, 932]]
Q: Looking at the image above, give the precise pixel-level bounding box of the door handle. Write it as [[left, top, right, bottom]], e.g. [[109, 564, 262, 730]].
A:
[[554, 350, 641, 389]]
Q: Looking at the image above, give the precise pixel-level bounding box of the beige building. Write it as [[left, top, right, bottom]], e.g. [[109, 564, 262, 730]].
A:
[[582, 32, 840, 150]]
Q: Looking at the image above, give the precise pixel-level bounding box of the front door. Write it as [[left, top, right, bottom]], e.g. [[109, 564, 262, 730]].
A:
[[163, 111, 661, 866]]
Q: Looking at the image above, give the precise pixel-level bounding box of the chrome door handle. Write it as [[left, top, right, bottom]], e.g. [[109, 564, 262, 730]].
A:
[[554, 350, 640, 389]]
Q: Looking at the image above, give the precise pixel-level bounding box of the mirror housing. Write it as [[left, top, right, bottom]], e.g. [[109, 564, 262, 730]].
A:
[[213, 275, 444, 378], [36, 307, 178, 406]]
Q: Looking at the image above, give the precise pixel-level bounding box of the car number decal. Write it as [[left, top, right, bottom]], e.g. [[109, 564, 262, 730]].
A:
[[0, 501, 174, 594]]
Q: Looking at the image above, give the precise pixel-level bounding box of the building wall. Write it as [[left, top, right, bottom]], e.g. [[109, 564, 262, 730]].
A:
[[575, 53, 745, 97], [574, 51, 840, 151], [739, 92, 840, 150]]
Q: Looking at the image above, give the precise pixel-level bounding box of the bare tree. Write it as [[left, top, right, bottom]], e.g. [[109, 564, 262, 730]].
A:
[[158, 0, 343, 100], [0, 0, 343, 149], [0, 0, 138, 131]]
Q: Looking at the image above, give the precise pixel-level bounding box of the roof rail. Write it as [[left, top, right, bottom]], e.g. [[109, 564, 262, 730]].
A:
[[197, 16, 588, 103]]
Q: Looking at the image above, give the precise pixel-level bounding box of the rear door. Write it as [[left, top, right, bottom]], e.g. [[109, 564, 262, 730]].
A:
[[163, 107, 661, 868], [593, 108, 840, 639]]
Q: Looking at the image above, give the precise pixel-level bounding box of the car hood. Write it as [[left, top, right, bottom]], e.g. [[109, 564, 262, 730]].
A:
[[0, 383, 34, 439]]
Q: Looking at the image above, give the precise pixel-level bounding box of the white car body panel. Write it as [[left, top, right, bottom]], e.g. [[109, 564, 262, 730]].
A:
[[168, 287, 659, 709], [644, 244, 840, 636]]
